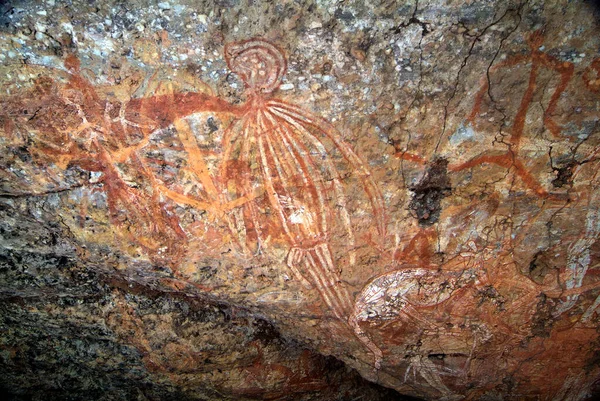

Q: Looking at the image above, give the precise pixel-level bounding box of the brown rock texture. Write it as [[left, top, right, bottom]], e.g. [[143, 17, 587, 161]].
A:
[[1, 0, 600, 400]]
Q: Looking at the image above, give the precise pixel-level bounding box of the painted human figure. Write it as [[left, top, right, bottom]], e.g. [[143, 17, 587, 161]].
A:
[[1, 38, 387, 369], [221, 39, 385, 365]]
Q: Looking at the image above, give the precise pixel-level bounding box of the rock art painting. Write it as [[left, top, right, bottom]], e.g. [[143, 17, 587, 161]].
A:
[[347, 26, 600, 399], [217, 39, 386, 361], [2, 1, 600, 400], [1, 38, 386, 371]]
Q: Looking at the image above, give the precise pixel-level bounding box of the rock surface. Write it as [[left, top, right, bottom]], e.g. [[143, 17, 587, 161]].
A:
[[1, 0, 600, 400]]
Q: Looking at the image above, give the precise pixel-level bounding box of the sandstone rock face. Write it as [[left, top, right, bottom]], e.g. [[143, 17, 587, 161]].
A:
[[1, 0, 600, 400]]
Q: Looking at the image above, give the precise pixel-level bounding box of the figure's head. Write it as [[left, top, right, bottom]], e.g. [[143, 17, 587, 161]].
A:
[[224, 39, 286, 94]]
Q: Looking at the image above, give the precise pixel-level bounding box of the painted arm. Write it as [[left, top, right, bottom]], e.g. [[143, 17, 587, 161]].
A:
[[124, 92, 246, 129]]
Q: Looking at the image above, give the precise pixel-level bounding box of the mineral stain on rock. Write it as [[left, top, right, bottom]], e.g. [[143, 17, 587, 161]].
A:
[[552, 160, 576, 188], [408, 158, 451, 226]]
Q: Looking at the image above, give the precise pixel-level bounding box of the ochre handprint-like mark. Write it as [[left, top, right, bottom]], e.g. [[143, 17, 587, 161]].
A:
[[219, 39, 386, 366]]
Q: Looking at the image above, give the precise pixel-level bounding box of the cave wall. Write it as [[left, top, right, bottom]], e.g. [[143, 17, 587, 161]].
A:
[[1, 0, 600, 400]]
